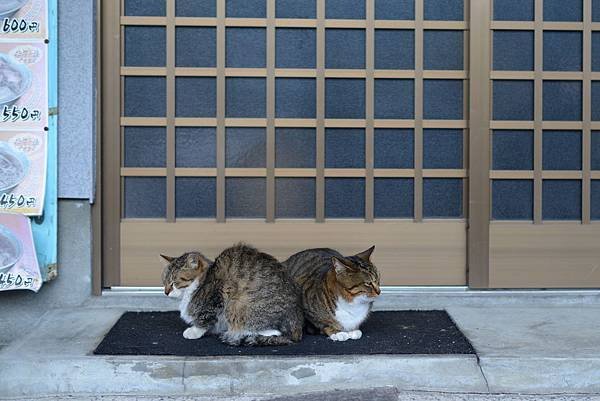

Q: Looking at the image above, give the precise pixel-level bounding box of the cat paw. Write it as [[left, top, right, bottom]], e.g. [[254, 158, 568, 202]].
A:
[[258, 329, 282, 337], [329, 331, 351, 342], [183, 326, 207, 339], [348, 330, 362, 340]]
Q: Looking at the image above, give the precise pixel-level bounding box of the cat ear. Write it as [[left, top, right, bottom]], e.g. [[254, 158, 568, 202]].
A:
[[159, 254, 174, 267], [185, 253, 201, 270], [355, 246, 375, 262], [332, 257, 353, 275]]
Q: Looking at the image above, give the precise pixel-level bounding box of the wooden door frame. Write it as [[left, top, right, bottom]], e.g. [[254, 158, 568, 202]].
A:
[[93, 0, 122, 293], [92, 0, 102, 295], [93, 0, 482, 294], [467, 0, 491, 288], [94, 0, 473, 291], [468, 0, 600, 289], [93, 0, 600, 293]]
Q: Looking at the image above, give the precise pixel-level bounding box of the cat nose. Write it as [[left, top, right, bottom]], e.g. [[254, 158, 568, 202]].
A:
[[373, 286, 381, 296], [164, 287, 171, 296]]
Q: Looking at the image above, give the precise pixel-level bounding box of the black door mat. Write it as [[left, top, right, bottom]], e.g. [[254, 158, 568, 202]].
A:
[[94, 311, 474, 356]]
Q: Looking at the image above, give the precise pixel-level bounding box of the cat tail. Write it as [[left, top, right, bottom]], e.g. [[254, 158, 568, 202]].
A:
[[219, 331, 297, 346], [247, 323, 303, 345], [244, 334, 294, 346], [289, 324, 303, 342]]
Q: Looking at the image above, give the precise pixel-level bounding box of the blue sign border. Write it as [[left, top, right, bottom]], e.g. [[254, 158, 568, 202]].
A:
[[31, 0, 57, 281]]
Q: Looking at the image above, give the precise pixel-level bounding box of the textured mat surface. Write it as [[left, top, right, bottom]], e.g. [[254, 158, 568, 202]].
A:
[[94, 310, 475, 356]]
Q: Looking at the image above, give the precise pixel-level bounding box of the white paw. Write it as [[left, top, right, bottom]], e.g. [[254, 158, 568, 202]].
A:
[[258, 329, 282, 337], [183, 326, 207, 340], [329, 332, 351, 342], [348, 330, 362, 340]]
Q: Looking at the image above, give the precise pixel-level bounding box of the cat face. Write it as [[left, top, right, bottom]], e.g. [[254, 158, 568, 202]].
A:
[[159, 252, 211, 298], [332, 246, 380, 301]]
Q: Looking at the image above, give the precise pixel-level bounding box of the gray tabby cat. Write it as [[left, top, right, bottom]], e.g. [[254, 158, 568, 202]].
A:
[[160, 244, 304, 346], [283, 247, 380, 342]]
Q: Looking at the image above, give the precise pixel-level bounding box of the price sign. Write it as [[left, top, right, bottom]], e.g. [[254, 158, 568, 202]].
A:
[[0, 0, 48, 215], [0, 0, 47, 39], [0, 131, 47, 215], [0, 42, 48, 130], [0, 0, 48, 290], [0, 212, 42, 292]]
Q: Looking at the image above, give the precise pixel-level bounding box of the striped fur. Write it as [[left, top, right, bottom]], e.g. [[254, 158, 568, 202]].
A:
[[160, 244, 304, 346], [283, 247, 380, 340]]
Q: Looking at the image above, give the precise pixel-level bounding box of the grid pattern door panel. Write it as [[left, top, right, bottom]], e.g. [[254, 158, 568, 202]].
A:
[[119, 0, 469, 223], [490, 0, 597, 223], [481, 0, 600, 289], [107, 0, 470, 287]]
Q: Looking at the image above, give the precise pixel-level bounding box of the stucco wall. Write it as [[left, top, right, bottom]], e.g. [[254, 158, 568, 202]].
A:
[[57, 0, 96, 200]]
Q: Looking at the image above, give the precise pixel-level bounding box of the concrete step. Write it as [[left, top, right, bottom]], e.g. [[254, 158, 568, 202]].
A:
[[4, 390, 600, 401], [0, 354, 487, 397], [1, 304, 600, 398], [0, 307, 486, 396]]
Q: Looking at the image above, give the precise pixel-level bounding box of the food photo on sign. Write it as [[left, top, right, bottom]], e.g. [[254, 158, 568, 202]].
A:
[[0, 212, 41, 292], [0, 41, 47, 129], [0, 0, 47, 38], [0, 131, 47, 215]]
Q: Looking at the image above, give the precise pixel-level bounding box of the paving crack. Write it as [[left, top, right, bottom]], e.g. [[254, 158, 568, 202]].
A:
[[182, 358, 187, 393], [475, 355, 491, 393]]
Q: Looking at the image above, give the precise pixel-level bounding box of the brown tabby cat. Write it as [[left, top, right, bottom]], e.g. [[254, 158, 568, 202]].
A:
[[160, 244, 304, 346], [283, 246, 380, 342]]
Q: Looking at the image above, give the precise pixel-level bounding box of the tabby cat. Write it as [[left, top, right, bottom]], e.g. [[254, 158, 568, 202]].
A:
[[283, 246, 380, 342], [160, 244, 304, 346]]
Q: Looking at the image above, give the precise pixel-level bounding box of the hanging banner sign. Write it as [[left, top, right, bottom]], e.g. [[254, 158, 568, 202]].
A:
[[0, 212, 41, 292], [0, 0, 47, 39], [0, 41, 48, 130], [0, 131, 47, 215], [0, 0, 50, 291]]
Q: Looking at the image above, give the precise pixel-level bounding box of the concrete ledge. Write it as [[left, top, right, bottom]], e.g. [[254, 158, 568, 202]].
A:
[[3, 304, 600, 398], [0, 355, 487, 398], [0, 307, 488, 398], [92, 289, 600, 311], [183, 355, 487, 396], [481, 357, 600, 394], [4, 393, 600, 401], [0, 357, 185, 397]]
